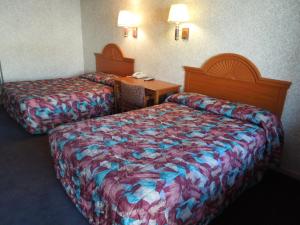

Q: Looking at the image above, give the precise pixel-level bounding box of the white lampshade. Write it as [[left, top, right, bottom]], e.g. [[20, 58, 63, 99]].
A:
[[168, 4, 189, 23], [117, 10, 138, 27]]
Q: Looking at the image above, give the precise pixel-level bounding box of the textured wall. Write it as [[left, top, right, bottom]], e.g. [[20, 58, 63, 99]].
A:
[[0, 0, 84, 81], [81, 0, 300, 178]]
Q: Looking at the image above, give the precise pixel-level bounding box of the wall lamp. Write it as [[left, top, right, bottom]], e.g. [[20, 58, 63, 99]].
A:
[[168, 4, 190, 41], [118, 10, 139, 38]]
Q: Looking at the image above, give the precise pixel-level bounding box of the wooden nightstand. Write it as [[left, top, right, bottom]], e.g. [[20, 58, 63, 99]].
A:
[[116, 76, 181, 105]]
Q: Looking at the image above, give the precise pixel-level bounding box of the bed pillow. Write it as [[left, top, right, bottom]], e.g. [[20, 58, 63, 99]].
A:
[[166, 92, 283, 165], [80, 72, 118, 87]]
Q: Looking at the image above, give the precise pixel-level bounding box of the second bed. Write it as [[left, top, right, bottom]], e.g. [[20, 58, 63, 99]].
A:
[[2, 43, 133, 134]]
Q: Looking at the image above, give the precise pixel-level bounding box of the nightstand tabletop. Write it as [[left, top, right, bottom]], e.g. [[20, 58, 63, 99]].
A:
[[116, 76, 181, 104], [116, 76, 180, 91]]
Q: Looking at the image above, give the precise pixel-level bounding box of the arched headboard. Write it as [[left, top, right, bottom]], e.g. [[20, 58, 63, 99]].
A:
[[184, 53, 291, 117], [95, 43, 134, 76]]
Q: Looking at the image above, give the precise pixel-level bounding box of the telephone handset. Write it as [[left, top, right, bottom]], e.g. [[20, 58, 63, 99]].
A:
[[132, 72, 149, 79]]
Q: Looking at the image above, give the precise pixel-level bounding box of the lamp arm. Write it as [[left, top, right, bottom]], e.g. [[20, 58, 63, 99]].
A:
[[123, 27, 129, 37], [175, 23, 180, 41]]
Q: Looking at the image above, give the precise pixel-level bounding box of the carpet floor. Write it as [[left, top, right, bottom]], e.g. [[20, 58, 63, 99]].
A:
[[0, 107, 299, 225]]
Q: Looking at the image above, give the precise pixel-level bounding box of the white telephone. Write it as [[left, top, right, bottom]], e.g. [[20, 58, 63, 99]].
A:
[[132, 72, 149, 79]]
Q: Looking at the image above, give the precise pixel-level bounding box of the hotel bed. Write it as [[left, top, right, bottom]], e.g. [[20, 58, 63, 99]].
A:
[[3, 43, 134, 134], [49, 54, 291, 225]]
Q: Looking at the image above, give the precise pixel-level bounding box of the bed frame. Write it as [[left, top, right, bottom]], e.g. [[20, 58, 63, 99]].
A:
[[184, 53, 291, 118], [95, 43, 134, 76]]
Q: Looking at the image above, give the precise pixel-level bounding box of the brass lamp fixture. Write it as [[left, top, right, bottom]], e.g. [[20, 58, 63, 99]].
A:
[[117, 10, 139, 38], [168, 4, 190, 40]]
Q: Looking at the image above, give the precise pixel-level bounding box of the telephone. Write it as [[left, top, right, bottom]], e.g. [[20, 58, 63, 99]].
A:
[[132, 72, 149, 79]]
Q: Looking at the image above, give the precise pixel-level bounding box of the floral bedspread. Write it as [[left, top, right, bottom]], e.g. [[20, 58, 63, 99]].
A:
[[49, 93, 283, 225], [3, 77, 114, 134]]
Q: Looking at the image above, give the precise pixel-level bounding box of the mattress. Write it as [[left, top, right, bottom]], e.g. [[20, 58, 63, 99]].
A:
[[3, 76, 114, 134], [49, 93, 283, 225]]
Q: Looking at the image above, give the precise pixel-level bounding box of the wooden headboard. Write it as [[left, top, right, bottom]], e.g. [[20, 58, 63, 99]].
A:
[[184, 53, 291, 118], [95, 43, 134, 76]]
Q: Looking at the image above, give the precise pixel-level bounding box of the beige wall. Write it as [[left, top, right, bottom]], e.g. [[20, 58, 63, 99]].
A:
[[0, 0, 84, 81], [81, 0, 300, 178]]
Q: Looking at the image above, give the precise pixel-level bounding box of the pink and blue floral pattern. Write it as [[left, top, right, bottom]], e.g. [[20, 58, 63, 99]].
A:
[[166, 93, 283, 166], [49, 93, 283, 225], [80, 72, 118, 87], [3, 77, 114, 134]]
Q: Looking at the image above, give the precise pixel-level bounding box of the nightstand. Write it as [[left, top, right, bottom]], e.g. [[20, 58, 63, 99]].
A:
[[116, 77, 181, 105]]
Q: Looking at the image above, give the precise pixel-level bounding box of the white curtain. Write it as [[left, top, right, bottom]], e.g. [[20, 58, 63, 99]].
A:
[[0, 61, 3, 105], [0, 61, 3, 85]]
